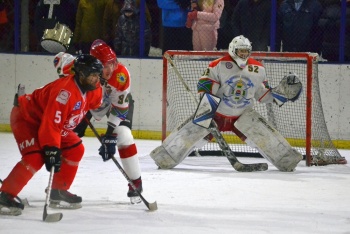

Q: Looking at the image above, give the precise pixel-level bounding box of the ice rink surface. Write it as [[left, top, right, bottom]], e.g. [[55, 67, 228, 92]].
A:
[[1, 132, 350, 234]]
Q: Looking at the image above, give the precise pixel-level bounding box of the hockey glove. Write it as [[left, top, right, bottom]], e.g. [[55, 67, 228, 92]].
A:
[[43, 146, 62, 173], [99, 134, 117, 161], [272, 73, 302, 107]]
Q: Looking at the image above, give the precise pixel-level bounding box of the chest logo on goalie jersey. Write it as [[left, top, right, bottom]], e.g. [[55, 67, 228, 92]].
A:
[[223, 76, 253, 108]]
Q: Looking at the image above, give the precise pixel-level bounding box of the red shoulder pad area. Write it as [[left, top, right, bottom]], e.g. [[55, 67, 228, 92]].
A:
[[247, 58, 263, 67], [208, 55, 232, 68]]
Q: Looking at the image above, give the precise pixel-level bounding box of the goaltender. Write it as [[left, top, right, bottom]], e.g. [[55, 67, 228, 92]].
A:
[[151, 35, 303, 172]]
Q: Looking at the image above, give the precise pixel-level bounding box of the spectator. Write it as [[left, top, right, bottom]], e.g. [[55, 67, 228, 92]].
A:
[[217, 0, 239, 50], [157, 0, 193, 54], [318, 0, 350, 61], [114, 0, 152, 56], [186, 0, 224, 51], [34, 0, 78, 53], [103, 0, 152, 49], [276, 0, 323, 53], [0, 0, 9, 52], [231, 0, 272, 51], [0, 0, 7, 25], [74, 0, 108, 54]]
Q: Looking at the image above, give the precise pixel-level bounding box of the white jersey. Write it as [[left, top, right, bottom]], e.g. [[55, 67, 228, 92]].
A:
[[91, 63, 131, 128], [198, 55, 274, 117], [53, 52, 131, 127], [90, 84, 112, 120]]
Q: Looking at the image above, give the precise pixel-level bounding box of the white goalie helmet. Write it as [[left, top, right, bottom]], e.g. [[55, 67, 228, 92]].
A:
[[228, 35, 252, 69]]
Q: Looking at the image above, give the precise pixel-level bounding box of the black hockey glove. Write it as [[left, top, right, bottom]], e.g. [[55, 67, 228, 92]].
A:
[[43, 146, 62, 173], [99, 134, 117, 161]]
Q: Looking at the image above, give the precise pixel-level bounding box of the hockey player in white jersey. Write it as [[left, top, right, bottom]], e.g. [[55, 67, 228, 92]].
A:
[[53, 40, 142, 204], [151, 35, 303, 172]]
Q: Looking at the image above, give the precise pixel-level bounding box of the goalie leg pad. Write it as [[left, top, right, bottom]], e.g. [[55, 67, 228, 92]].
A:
[[150, 119, 210, 169], [234, 108, 302, 172]]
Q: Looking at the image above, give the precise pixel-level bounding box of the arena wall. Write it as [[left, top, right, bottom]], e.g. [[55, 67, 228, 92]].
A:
[[0, 54, 349, 147]]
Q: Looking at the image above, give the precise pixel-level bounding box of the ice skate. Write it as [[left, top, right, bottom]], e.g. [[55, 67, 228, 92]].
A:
[[0, 192, 24, 216], [127, 177, 143, 204], [49, 189, 82, 209]]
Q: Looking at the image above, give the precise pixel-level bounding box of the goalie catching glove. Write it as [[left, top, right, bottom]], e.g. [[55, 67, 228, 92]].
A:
[[271, 73, 302, 107], [99, 134, 117, 161]]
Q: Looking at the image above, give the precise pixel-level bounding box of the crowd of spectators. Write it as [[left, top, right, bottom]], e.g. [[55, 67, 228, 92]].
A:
[[0, 0, 349, 61]]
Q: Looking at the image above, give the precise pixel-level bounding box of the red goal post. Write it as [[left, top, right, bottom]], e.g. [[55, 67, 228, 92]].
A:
[[162, 50, 346, 167]]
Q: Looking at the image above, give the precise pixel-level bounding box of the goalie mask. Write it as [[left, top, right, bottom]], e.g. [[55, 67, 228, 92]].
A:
[[228, 35, 252, 69]]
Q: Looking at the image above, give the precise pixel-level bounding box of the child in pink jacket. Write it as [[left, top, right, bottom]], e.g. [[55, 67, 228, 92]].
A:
[[186, 0, 224, 51]]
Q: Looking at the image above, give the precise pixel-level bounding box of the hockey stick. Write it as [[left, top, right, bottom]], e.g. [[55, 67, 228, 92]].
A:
[[164, 53, 268, 172], [84, 118, 158, 211], [43, 166, 63, 222], [0, 179, 30, 207]]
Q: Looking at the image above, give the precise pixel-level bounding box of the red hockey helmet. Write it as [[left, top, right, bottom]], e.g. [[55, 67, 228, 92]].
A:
[[90, 39, 117, 65]]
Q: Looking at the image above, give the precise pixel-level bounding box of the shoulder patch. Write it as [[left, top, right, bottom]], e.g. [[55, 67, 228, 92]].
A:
[[56, 89, 71, 105], [116, 72, 127, 85]]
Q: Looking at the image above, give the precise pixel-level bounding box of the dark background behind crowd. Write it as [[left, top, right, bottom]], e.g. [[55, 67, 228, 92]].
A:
[[0, 0, 349, 62]]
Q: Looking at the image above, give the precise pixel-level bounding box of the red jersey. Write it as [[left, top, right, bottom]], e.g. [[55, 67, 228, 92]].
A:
[[18, 75, 102, 148]]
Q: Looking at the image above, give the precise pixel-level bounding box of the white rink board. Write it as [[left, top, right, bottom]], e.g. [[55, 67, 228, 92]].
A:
[[0, 54, 349, 140]]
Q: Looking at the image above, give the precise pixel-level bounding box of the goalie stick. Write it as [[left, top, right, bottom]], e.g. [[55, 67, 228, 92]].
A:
[[84, 118, 158, 211], [164, 53, 268, 172], [43, 166, 63, 222]]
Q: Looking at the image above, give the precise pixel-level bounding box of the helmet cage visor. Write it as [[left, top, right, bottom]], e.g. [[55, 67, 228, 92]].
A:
[[235, 47, 251, 60]]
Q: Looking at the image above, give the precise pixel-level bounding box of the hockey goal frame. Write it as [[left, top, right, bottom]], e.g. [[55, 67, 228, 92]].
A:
[[162, 50, 346, 167]]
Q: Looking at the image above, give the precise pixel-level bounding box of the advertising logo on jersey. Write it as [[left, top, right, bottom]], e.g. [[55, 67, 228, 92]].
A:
[[116, 73, 127, 85], [64, 113, 82, 130], [223, 76, 253, 108], [73, 101, 81, 110], [56, 89, 71, 105]]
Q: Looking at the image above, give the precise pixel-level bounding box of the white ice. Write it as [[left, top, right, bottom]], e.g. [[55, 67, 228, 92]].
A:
[[0, 132, 350, 234]]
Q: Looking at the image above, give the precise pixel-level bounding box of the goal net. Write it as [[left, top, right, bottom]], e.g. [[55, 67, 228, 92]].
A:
[[162, 50, 346, 166]]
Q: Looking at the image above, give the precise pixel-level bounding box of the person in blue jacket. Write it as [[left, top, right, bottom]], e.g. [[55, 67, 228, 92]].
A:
[[157, 0, 193, 54]]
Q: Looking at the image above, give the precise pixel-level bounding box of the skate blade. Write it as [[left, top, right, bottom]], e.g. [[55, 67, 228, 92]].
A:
[[0, 205, 22, 216], [130, 196, 142, 204], [21, 198, 30, 207], [49, 201, 82, 210]]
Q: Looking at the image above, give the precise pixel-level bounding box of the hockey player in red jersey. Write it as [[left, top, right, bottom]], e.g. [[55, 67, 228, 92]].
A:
[[53, 40, 143, 204], [0, 54, 103, 216]]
